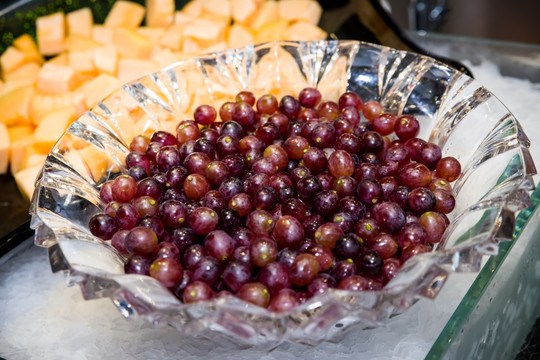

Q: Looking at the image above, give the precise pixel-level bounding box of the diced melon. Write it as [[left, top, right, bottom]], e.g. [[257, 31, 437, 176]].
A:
[[92, 25, 115, 45], [92, 45, 118, 75], [1, 62, 41, 94], [159, 23, 186, 51], [227, 24, 255, 48], [181, 0, 204, 18], [183, 19, 226, 42], [0, 123, 9, 174], [231, 0, 260, 24], [9, 135, 37, 175], [36, 12, 66, 56], [201, 0, 231, 18], [181, 37, 202, 54], [1, 46, 27, 77], [113, 28, 153, 59], [71, 86, 87, 117], [67, 33, 103, 52], [249, 0, 280, 30], [116, 58, 160, 83], [7, 124, 34, 143], [146, 0, 175, 27], [20, 153, 47, 173], [0, 85, 34, 126], [104, 1, 146, 29], [150, 47, 183, 68], [198, 11, 231, 30], [67, 7, 94, 37], [47, 53, 69, 66], [36, 62, 78, 94], [77, 145, 114, 182], [68, 50, 96, 75], [14, 162, 45, 202], [3, 62, 41, 82], [33, 107, 74, 152], [1, 78, 36, 96], [317, 55, 348, 102], [137, 27, 166, 44], [82, 74, 123, 108], [278, 0, 323, 25], [283, 21, 327, 41], [255, 19, 289, 43], [174, 11, 192, 25], [200, 41, 227, 54], [13, 34, 44, 64], [29, 92, 74, 125]]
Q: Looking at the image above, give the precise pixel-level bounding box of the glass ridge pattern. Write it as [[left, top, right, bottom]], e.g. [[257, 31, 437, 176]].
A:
[[29, 40, 536, 347]]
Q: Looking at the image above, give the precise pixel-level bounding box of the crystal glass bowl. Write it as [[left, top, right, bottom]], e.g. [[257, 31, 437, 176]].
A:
[[30, 40, 536, 347]]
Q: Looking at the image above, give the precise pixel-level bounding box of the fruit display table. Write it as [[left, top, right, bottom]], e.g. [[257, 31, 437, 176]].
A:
[[1, 33, 540, 359]]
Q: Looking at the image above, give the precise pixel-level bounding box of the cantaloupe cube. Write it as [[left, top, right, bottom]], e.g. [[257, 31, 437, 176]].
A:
[[82, 74, 123, 108], [92, 25, 115, 45], [249, 0, 279, 30], [13, 34, 44, 64], [181, 37, 202, 54], [68, 50, 96, 75], [113, 28, 153, 59], [201, 0, 231, 18], [255, 19, 289, 43], [14, 162, 45, 202], [67, 7, 94, 37], [3, 62, 41, 82], [0, 46, 27, 77], [146, 0, 175, 27], [9, 135, 37, 175], [181, 0, 203, 18], [159, 23, 185, 51], [36, 12, 66, 56], [150, 47, 183, 68], [117, 58, 160, 83], [47, 53, 69, 66], [200, 41, 227, 54], [137, 27, 166, 44], [29, 92, 74, 125], [77, 145, 114, 182], [283, 21, 327, 41], [0, 85, 34, 126], [36, 62, 78, 94], [198, 11, 231, 30], [174, 11, 192, 25], [0, 123, 9, 174], [278, 0, 323, 25], [104, 1, 145, 29], [1, 62, 40, 94], [227, 24, 255, 48], [67, 33, 103, 52], [231, 0, 260, 24], [71, 86, 87, 117], [92, 45, 118, 75], [1, 77, 37, 96], [20, 153, 47, 172], [33, 107, 74, 152], [183, 19, 226, 42], [7, 124, 34, 143]]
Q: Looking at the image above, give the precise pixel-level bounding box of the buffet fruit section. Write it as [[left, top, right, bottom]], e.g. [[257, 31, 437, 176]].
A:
[[0, 0, 327, 201]]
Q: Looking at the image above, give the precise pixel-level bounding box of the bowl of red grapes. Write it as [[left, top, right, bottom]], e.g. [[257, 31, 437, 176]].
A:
[[30, 40, 536, 347]]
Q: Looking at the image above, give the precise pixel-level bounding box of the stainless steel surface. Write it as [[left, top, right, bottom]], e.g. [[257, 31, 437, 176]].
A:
[[387, 0, 540, 46]]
